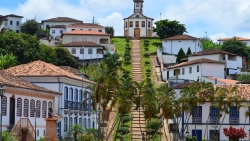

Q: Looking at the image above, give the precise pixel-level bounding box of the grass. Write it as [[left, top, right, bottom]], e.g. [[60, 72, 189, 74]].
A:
[[112, 113, 132, 141]]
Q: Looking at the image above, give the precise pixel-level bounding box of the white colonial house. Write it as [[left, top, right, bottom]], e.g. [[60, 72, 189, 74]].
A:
[[49, 25, 66, 40], [0, 14, 23, 33], [41, 17, 82, 30], [66, 23, 106, 33], [5, 60, 96, 140], [0, 70, 61, 140], [188, 49, 243, 75], [62, 41, 105, 65], [218, 36, 250, 46], [179, 84, 250, 141], [123, 0, 155, 37]]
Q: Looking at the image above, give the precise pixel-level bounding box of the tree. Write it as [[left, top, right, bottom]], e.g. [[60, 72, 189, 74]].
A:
[[176, 48, 186, 63], [221, 38, 249, 60], [54, 47, 77, 68], [105, 26, 114, 37], [0, 53, 18, 70], [36, 28, 50, 39], [186, 47, 192, 56], [200, 38, 222, 50], [21, 19, 39, 35], [153, 19, 187, 39], [40, 44, 57, 65]]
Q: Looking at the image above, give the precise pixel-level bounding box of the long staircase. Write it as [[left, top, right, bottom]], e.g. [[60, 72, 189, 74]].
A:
[[11, 118, 35, 141], [131, 40, 143, 82]]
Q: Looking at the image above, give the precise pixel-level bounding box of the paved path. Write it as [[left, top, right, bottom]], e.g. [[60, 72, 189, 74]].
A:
[[131, 40, 143, 82]]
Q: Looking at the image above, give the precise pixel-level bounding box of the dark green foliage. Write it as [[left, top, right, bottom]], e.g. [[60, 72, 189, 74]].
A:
[[36, 29, 50, 39], [124, 60, 131, 65], [221, 38, 249, 60], [237, 73, 250, 82], [117, 127, 130, 134], [186, 47, 192, 56], [146, 69, 151, 73], [122, 116, 131, 123], [147, 120, 161, 130], [102, 52, 122, 71], [145, 61, 150, 65], [54, 47, 77, 68], [126, 37, 130, 42], [153, 19, 187, 39], [144, 53, 150, 58], [105, 26, 114, 37], [0, 53, 18, 70], [39, 44, 57, 65], [21, 19, 39, 35], [200, 38, 222, 50], [176, 48, 186, 63]]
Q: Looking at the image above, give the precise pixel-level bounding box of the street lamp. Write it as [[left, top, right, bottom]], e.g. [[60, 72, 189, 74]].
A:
[[34, 106, 39, 141], [0, 83, 5, 141]]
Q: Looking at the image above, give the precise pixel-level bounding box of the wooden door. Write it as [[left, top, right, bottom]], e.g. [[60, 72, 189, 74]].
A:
[[147, 29, 151, 36], [134, 28, 140, 37]]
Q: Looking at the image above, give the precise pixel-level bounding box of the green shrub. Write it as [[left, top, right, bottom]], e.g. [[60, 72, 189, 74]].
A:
[[122, 116, 131, 123], [2, 131, 18, 141], [117, 127, 130, 134], [237, 73, 250, 81], [77, 133, 96, 141], [147, 120, 161, 130]]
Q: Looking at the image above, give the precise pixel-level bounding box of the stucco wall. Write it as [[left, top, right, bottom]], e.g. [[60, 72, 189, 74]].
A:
[[65, 46, 104, 60], [62, 34, 110, 44]]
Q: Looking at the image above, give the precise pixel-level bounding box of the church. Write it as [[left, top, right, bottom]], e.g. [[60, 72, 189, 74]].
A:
[[123, 0, 154, 37]]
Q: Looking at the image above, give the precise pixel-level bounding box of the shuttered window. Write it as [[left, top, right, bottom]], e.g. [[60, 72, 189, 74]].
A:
[[42, 101, 47, 118], [24, 99, 29, 117], [1, 96, 7, 116], [17, 98, 22, 116], [30, 99, 35, 117], [48, 101, 52, 108], [36, 100, 41, 118]]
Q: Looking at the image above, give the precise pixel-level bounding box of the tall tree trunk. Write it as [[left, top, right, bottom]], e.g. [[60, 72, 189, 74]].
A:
[[204, 113, 210, 139], [163, 118, 169, 141]]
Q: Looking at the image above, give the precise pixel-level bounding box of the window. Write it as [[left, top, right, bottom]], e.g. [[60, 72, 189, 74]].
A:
[[37, 130, 39, 136], [93, 121, 95, 128], [82, 38, 87, 42], [79, 118, 82, 127], [136, 2, 139, 7], [69, 117, 73, 127], [74, 117, 77, 124], [97, 49, 103, 54], [88, 118, 91, 128], [64, 87, 68, 100], [229, 106, 239, 124], [98, 30, 102, 32], [24, 99, 29, 117], [42, 101, 47, 118], [192, 106, 202, 123], [10, 20, 13, 25], [64, 117, 68, 132], [210, 107, 219, 124], [83, 118, 86, 128], [130, 21, 133, 27], [75, 89, 78, 102], [46, 25, 49, 29], [52, 30, 55, 34], [36, 100, 41, 118], [92, 38, 97, 43], [136, 21, 139, 27], [72, 29, 75, 31], [60, 30, 63, 34], [30, 99, 35, 117], [88, 48, 93, 54], [70, 88, 73, 100], [125, 22, 127, 28], [136, 15, 139, 18], [48, 102, 52, 109], [197, 65, 199, 72], [142, 21, 145, 27], [80, 90, 83, 101], [182, 68, 185, 75], [148, 21, 150, 28], [80, 48, 84, 54], [189, 67, 192, 74], [16, 21, 19, 26], [1, 96, 7, 116], [17, 98, 22, 116], [43, 130, 45, 136], [16, 30, 19, 33], [71, 48, 76, 54]]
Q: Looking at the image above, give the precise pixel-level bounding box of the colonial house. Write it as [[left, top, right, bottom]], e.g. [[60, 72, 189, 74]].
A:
[[218, 36, 250, 46], [49, 25, 66, 40], [41, 17, 82, 30], [123, 0, 155, 37], [189, 49, 243, 75], [5, 60, 95, 139], [0, 70, 61, 140], [0, 14, 23, 33], [62, 41, 105, 65], [179, 84, 250, 141]]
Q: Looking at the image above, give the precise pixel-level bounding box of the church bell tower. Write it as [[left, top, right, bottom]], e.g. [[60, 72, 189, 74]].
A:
[[133, 0, 144, 14]]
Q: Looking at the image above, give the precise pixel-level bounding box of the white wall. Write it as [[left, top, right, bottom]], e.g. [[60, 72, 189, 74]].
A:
[[50, 27, 66, 39], [188, 54, 221, 62], [41, 21, 80, 30], [162, 40, 202, 55], [66, 27, 105, 33], [65, 46, 104, 60], [201, 63, 224, 79], [62, 34, 110, 44], [1, 16, 22, 32]]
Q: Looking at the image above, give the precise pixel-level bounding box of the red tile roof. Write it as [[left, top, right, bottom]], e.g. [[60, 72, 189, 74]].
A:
[[168, 58, 224, 69], [162, 35, 197, 41], [173, 82, 193, 89], [50, 25, 66, 28], [218, 36, 250, 41], [205, 76, 239, 84], [63, 30, 111, 36], [189, 49, 237, 57], [62, 42, 104, 47], [42, 17, 82, 22], [5, 60, 94, 84], [67, 23, 105, 28], [59, 66, 81, 74], [215, 84, 250, 100], [0, 70, 60, 95]]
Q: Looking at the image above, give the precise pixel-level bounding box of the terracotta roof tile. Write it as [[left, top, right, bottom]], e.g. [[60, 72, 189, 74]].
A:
[[218, 36, 250, 41], [162, 35, 197, 41], [215, 84, 250, 100], [173, 82, 193, 89], [5, 60, 94, 84], [59, 66, 81, 74], [42, 17, 82, 22], [67, 23, 105, 28], [0, 70, 60, 95], [189, 49, 237, 57], [205, 76, 239, 84], [63, 30, 111, 36], [168, 58, 224, 69], [62, 42, 104, 47]]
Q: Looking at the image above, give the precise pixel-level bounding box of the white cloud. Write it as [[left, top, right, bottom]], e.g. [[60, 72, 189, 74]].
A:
[[210, 32, 227, 42]]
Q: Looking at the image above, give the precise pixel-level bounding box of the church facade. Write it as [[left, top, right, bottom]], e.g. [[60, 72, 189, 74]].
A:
[[123, 0, 154, 37]]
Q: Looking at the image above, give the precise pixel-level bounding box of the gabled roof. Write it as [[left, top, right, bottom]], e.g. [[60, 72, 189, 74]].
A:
[[62, 30, 111, 36], [205, 76, 239, 84], [188, 49, 237, 57], [168, 58, 224, 69], [0, 14, 23, 19], [124, 12, 154, 20], [0, 70, 60, 95], [42, 17, 82, 22], [62, 42, 104, 48], [218, 36, 250, 41], [215, 84, 250, 100], [5, 60, 94, 84], [67, 23, 105, 28], [50, 25, 66, 28], [162, 35, 197, 41], [59, 66, 81, 74], [173, 82, 193, 89]]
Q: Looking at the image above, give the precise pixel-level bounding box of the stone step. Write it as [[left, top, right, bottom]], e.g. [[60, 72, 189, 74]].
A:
[[131, 128, 146, 132]]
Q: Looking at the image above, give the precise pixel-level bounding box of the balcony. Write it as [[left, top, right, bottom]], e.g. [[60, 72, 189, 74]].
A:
[[229, 117, 239, 124], [210, 117, 220, 124]]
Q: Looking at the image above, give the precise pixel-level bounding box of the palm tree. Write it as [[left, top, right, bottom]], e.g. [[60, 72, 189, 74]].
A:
[[68, 124, 83, 141], [243, 100, 250, 130]]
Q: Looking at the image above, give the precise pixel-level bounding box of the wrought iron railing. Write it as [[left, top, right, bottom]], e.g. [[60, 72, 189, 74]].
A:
[[229, 117, 239, 124], [192, 117, 202, 123], [210, 117, 220, 124]]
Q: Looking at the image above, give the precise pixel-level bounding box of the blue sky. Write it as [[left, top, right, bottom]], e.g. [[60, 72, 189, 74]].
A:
[[1, 0, 250, 41]]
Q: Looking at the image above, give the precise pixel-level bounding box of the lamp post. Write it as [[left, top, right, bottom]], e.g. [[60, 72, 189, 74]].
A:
[[34, 106, 38, 141], [205, 31, 208, 48], [0, 83, 5, 141]]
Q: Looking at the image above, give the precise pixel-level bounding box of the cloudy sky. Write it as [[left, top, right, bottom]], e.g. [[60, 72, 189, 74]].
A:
[[1, 0, 250, 41]]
